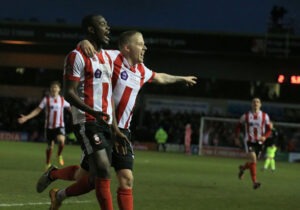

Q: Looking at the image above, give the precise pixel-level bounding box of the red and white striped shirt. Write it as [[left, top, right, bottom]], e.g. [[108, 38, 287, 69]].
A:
[[38, 95, 70, 129], [64, 48, 114, 124], [107, 50, 155, 129], [237, 110, 271, 143]]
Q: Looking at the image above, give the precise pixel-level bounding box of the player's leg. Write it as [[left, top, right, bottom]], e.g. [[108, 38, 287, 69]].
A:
[[238, 142, 251, 179], [264, 157, 271, 170], [37, 165, 81, 193], [48, 158, 92, 209], [248, 152, 258, 184], [270, 158, 276, 171], [112, 130, 134, 210], [49, 122, 114, 209], [49, 123, 114, 209], [82, 122, 113, 209], [56, 128, 66, 166], [37, 152, 89, 193], [46, 129, 55, 170], [116, 169, 134, 210], [49, 174, 94, 210]]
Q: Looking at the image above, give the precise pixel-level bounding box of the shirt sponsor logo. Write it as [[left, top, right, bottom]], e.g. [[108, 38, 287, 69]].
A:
[[94, 69, 102, 78], [120, 71, 128, 80]]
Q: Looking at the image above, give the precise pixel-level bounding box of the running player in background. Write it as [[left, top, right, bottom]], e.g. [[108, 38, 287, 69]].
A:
[[37, 30, 197, 210], [18, 81, 71, 170], [235, 97, 272, 189]]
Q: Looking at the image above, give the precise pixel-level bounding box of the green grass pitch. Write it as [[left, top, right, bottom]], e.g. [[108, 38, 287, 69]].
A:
[[0, 141, 299, 210]]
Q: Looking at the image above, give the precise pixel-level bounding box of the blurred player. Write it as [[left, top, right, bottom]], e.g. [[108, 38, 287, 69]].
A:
[[263, 122, 278, 171], [37, 30, 197, 210], [235, 97, 271, 189], [18, 81, 71, 170]]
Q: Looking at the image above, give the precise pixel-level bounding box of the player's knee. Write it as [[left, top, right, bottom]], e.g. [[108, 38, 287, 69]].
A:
[[74, 166, 86, 181], [57, 135, 65, 143], [118, 171, 134, 189]]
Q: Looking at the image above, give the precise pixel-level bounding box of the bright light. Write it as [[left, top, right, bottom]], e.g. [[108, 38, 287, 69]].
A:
[[291, 75, 300, 84], [0, 40, 36, 45], [277, 74, 285, 83]]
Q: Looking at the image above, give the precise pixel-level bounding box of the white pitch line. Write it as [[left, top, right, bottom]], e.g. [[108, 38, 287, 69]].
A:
[[0, 200, 93, 208]]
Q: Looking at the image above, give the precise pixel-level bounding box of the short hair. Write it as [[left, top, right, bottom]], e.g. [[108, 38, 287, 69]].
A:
[[118, 30, 141, 49], [50, 80, 61, 88], [81, 14, 103, 34]]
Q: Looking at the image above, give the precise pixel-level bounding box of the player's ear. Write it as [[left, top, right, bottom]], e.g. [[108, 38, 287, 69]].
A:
[[88, 26, 95, 34], [123, 44, 131, 53]]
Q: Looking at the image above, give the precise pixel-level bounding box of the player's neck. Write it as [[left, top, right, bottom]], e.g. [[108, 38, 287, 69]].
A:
[[89, 39, 103, 52], [50, 93, 59, 98]]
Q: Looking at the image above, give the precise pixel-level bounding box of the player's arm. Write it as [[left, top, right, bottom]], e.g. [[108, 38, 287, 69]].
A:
[[63, 79, 109, 122], [152, 73, 197, 87], [259, 123, 272, 142], [18, 107, 42, 124]]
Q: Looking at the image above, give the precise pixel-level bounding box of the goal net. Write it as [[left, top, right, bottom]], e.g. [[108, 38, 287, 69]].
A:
[[198, 116, 300, 158]]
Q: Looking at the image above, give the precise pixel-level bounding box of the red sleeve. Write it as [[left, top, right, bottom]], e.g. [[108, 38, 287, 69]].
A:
[[264, 124, 272, 138]]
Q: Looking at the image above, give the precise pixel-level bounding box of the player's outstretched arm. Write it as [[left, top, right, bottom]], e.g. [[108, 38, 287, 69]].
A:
[[17, 107, 42, 124], [153, 73, 197, 86]]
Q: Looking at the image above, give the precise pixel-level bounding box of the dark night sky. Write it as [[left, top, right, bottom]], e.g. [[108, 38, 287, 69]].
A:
[[1, 0, 299, 34]]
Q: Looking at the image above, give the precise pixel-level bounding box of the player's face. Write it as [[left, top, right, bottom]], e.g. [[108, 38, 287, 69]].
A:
[[251, 98, 261, 111], [92, 16, 110, 46], [127, 33, 147, 64], [50, 84, 60, 96]]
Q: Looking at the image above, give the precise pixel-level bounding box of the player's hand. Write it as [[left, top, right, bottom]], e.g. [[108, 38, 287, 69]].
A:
[[17, 114, 27, 124], [114, 136, 133, 156], [92, 111, 110, 124], [258, 136, 266, 143], [79, 39, 96, 57], [183, 76, 197, 87], [115, 131, 129, 142]]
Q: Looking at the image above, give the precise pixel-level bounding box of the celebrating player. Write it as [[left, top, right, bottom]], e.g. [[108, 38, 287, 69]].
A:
[[37, 30, 197, 210]]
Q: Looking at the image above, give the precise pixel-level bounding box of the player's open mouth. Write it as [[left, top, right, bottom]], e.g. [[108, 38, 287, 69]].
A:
[[104, 35, 110, 42]]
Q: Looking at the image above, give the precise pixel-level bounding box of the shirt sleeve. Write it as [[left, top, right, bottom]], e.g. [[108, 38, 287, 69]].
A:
[[105, 49, 121, 62], [64, 50, 85, 81], [38, 97, 46, 109], [63, 99, 71, 108], [142, 63, 155, 83], [264, 113, 272, 138]]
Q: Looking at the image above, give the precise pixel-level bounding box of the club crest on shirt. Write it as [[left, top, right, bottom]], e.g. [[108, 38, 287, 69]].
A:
[[93, 134, 102, 145], [94, 69, 102, 78], [120, 71, 128, 80]]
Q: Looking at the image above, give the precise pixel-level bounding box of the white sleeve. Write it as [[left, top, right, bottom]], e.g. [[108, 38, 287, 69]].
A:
[[141, 63, 155, 83], [64, 49, 85, 80], [38, 97, 46, 109]]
